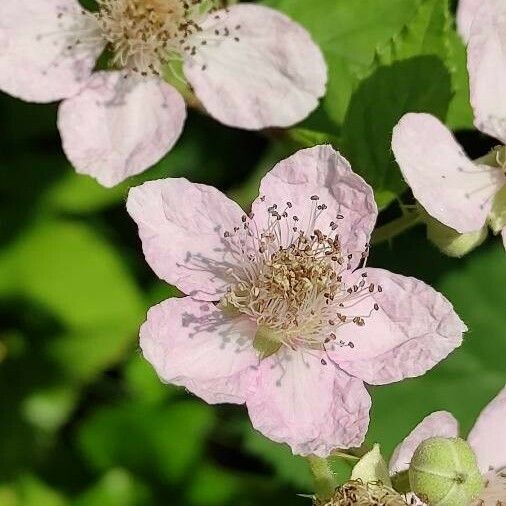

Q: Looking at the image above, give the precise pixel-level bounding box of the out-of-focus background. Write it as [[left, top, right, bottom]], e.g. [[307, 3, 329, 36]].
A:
[[0, 0, 504, 504]]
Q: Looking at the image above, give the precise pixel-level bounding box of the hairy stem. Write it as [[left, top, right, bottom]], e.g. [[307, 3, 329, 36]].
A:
[[371, 211, 422, 245]]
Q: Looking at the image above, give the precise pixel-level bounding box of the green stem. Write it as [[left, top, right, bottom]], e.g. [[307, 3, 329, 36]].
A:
[[307, 456, 336, 501], [371, 211, 422, 245], [391, 470, 410, 494]]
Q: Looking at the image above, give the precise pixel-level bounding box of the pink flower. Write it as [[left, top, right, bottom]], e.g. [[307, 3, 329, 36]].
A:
[[126, 145, 465, 457], [392, 0, 506, 251], [392, 113, 506, 248], [389, 386, 506, 505], [0, 0, 327, 187]]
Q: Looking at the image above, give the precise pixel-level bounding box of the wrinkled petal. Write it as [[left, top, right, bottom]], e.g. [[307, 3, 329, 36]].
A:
[[183, 4, 327, 129], [332, 268, 466, 385], [457, 0, 483, 43], [392, 113, 505, 233], [246, 349, 371, 456], [140, 297, 258, 404], [468, 386, 506, 472], [0, 0, 103, 102], [127, 177, 245, 300], [468, 0, 506, 143], [389, 411, 459, 474], [58, 72, 186, 187], [251, 145, 377, 266]]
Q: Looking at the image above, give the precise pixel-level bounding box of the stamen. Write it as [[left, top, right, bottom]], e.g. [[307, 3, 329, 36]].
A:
[[219, 196, 381, 354]]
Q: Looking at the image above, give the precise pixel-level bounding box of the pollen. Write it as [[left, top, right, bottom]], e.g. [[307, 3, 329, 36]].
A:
[[315, 480, 409, 506], [219, 196, 380, 353], [93, 0, 209, 75]]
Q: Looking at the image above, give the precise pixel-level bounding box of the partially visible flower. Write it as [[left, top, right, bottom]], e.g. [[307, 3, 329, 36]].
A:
[[0, 0, 327, 187], [315, 480, 408, 506], [127, 145, 465, 456], [389, 386, 506, 506], [392, 113, 506, 253]]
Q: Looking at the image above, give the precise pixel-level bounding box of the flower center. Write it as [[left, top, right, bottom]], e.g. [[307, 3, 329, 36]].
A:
[[93, 0, 209, 75], [316, 480, 409, 506], [220, 196, 380, 353]]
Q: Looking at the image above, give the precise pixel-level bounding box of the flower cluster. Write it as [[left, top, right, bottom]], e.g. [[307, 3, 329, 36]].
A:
[[127, 145, 465, 456], [0, 0, 326, 186]]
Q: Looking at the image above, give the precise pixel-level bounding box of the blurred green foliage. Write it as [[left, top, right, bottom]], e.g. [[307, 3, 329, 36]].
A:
[[0, 0, 504, 505]]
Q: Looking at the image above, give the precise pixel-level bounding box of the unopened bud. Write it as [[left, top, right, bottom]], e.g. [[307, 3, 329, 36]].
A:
[[409, 437, 484, 506]]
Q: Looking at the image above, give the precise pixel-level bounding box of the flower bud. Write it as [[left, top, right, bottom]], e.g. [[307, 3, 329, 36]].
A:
[[409, 437, 484, 506]]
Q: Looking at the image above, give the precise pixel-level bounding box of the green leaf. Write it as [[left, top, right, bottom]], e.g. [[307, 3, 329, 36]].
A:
[[341, 0, 453, 208], [263, 0, 423, 128], [341, 56, 452, 208], [73, 469, 150, 506], [78, 400, 215, 483], [373, 0, 451, 66], [123, 354, 176, 404], [186, 464, 242, 506], [1, 476, 68, 506], [243, 428, 313, 491], [0, 219, 144, 383], [445, 30, 474, 130]]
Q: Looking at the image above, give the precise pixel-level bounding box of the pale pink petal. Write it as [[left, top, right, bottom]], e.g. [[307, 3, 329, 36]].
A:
[[0, 0, 103, 102], [389, 412, 459, 474], [457, 0, 483, 42], [468, 0, 506, 143], [251, 145, 377, 266], [332, 268, 466, 385], [127, 177, 245, 301], [468, 386, 506, 472], [246, 349, 371, 457], [58, 72, 186, 187], [392, 113, 505, 233], [140, 297, 258, 404], [183, 4, 327, 129]]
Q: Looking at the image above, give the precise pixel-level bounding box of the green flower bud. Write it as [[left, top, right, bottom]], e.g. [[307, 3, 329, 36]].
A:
[[409, 437, 484, 506]]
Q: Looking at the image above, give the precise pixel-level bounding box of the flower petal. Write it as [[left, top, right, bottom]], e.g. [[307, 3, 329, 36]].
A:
[[468, 386, 506, 472], [0, 0, 103, 102], [127, 177, 245, 300], [392, 113, 505, 233], [389, 412, 459, 474], [333, 268, 465, 385], [251, 145, 377, 265], [183, 4, 327, 129], [468, 0, 506, 143], [457, 0, 483, 42], [58, 72, 186, 187], [246, 349, 371, 456], [140, 297, 258, 404], [502, 228, 506, 250]]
